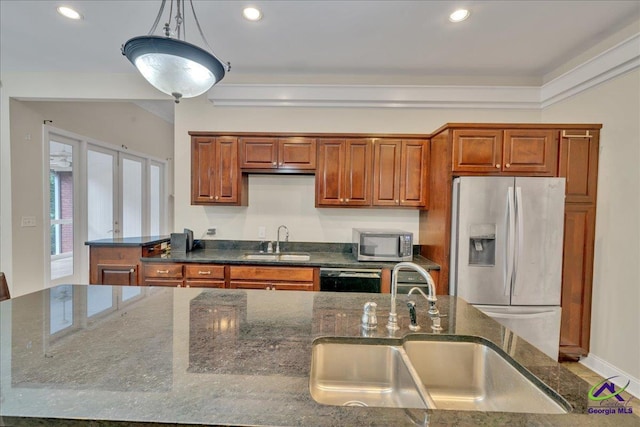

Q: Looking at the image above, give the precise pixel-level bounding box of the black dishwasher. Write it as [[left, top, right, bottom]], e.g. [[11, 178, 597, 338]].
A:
[[319, 268, 382, 293]]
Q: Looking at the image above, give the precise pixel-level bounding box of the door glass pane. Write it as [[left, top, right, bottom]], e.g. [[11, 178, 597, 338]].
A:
[[122, 157, 142, 237], [122, 286, 142, 301], [87, 149, 115, 241], [50, 285, 74, 334], [87, 285, 113, 317], [150, 163, 161, 235], [49, 140, 74, 280]]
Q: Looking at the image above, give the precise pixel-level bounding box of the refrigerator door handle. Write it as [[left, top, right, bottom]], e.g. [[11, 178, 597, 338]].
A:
[[505, 187, 515, 296], [513, 186, 525, 295]]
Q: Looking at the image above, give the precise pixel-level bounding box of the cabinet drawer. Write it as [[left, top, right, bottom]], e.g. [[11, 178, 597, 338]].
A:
[[145, 279, 184, 287], [184, 264, 225, 279], [144, 263, 183, 278], [230, 266, 314, 282], [185, 279, 225, 288]]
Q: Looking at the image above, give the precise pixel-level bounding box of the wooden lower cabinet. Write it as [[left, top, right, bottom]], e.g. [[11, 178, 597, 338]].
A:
[[229, 266, 318, 291], [559, 204, 596, 360], [184, 264, 226, 288], [89, 242, 168, 285], [143, 262, 184, 287]]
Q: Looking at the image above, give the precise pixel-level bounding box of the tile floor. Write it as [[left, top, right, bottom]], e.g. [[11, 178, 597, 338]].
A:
[[562, 361, 639, 417]]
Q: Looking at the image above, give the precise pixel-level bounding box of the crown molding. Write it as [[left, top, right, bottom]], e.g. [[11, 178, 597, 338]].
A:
[[208, 33, 639, 110]]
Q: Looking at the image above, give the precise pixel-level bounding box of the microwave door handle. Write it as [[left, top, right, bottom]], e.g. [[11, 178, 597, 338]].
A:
[[398, 235, 403, 256]]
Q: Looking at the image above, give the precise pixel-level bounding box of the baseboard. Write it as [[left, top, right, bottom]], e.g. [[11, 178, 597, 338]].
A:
[[581, 353, 640, 398]]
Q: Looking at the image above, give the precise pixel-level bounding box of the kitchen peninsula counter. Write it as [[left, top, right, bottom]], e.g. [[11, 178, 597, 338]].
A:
[[1, 286, 635, 426]]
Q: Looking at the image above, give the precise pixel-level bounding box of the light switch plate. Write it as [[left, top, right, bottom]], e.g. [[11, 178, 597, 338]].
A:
[[21, 216, 36, 227], [258, 226, 266, 239]]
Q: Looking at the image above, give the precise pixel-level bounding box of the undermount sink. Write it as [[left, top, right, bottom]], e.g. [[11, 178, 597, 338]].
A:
[[240, 252, 311, 261], [309, 335, 570, 414]]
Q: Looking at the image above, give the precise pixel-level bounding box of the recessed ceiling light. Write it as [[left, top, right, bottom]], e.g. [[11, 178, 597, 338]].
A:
[[57, 5, 83, 20], [449, 9, 470, 23], [242, 7, 262, 21]]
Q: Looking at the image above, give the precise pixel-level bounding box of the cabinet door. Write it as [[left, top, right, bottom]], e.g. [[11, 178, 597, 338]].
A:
[[559, 130, 599, 203], [344, 139, 372, 206], [372, 139, 401, 206], [239, 137, 278, 169], [503, 129, 557, 175], [559, 204, 595, 359], [400, 140, 429, 207], [191, 137, 217, 204], [316, 139, 346, 206], [452, 129, 503, 173], [214, 137, 240, 203], [278, 138, 317, 170], [96, 264, 137, 285]]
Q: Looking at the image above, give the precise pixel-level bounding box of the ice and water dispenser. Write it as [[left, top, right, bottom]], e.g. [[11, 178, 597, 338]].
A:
[[468, 224, 496, 266]]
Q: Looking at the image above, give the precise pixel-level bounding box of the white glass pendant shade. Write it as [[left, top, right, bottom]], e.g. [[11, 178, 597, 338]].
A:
[[122, 36, 226, 102]]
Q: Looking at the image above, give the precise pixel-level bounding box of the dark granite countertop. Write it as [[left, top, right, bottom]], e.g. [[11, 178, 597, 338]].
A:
[[85, 235, 170, 247], [141, 239, 440, 270], [1, 286, 635, 426]]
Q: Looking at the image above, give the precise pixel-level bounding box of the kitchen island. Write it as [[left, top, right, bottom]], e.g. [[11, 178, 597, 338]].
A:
[[0, 286, 635, 426]]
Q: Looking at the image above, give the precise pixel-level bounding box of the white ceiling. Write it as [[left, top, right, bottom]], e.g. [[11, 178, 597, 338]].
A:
[[2, 0, 639, 84]]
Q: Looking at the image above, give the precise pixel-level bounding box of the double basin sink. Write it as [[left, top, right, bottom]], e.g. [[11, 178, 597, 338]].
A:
[[310, 334, 570, 414], [240, 252, 311, 262]]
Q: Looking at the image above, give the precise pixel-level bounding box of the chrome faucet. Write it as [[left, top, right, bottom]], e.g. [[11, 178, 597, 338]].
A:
[[387, 262, 438, 332], [275, 225, 289, 254], [407, 286, 443, 331]]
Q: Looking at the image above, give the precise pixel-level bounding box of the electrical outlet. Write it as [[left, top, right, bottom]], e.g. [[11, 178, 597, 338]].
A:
[[21, 216, 36, 227], [258, 226, 266, 239], [207, 228, 217, 236]]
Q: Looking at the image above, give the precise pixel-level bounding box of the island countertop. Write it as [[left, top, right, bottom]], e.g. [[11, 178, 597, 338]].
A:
[[0, 286, 635, 426]]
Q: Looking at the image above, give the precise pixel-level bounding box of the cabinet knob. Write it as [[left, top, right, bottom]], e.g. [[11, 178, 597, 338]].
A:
[[209, 196, 213, 199], [495, 164, 501, 169], [401, 200, 405, 203], [340, 198, 344, 202], [272, 161, 277, 165], [396, 200, 399, 204], [505, 163, 511, 168], [130, 268, 135, 273], [215, 196, 219, 200], [345, 198, 350, 202], [177, 284, 182, 288], [266, 286, 271, 290], [279, 162, 283, 166]]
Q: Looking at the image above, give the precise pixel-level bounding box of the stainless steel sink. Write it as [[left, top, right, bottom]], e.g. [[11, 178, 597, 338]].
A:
[[309, 335, 571, 414], [309, 338, 432, 409], [240, 252, 310, 261]]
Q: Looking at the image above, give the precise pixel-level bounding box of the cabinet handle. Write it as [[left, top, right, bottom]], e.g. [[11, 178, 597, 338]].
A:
[[562, 130, 592, 138], [157, 269, 169, 274], [198, 271, 211, 275], [495, 164, 501, 168], [505, 163, 511, 168]]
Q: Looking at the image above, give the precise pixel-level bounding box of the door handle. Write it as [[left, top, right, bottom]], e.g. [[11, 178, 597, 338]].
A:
[[513, 187, 524, 295], [505, 187, 515, 297]]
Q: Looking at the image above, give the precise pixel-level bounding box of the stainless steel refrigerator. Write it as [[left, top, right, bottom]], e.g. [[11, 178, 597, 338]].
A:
[[449, 176, 565, 360]]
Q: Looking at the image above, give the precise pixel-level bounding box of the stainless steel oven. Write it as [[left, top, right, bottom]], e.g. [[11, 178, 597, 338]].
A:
[[319, 268, 382, 293]]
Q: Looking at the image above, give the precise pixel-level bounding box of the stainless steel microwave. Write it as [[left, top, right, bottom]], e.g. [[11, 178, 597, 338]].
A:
[[352, 228, 413, 261]]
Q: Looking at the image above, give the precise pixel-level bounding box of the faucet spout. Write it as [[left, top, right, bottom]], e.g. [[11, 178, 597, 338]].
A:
[[387, 262, 438, 333], [276, 225, 289, 254]]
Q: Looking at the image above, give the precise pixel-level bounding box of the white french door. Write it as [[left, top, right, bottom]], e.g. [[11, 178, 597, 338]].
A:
[[45, 126, 167, 286]]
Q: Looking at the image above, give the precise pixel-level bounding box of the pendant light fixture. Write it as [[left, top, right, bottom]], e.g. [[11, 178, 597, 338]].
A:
[[122, 0, 230, 103]]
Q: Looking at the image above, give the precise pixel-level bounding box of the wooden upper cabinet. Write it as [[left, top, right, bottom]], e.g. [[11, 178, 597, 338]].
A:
[[503, 129, 557, 175], [316, 138, 371, 207], [191, 136, 247, 205], [452, 128, 557, 175], [240, 137, 316, 171], [239, 137, 278, 169], [452, 129, 503, 173], [372, 139, 429, 207], [559, 129, 599, 203]]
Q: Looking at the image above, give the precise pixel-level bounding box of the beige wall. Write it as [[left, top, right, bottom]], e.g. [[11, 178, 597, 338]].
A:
[[542, 69, 640, 381], [174, 96, 540, 241], [8, 100, 173, 297]]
